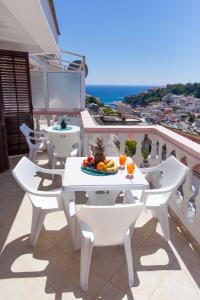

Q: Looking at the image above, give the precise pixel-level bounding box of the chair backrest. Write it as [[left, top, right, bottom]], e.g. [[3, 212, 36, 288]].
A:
[[12, 156, 39, 193], [19, 123, 31, 137], [159, 156, 189, 189], [19, 123, 34, 148], [77, 203, 144, 246], [49, 132, 80, 158]]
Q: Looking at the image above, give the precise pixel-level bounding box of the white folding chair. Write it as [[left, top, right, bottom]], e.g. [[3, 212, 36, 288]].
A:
[[125, 156, 189, 241], [19, 123, 47, 161], [12, 156, 64, 246], [77, 203, 144, 291]]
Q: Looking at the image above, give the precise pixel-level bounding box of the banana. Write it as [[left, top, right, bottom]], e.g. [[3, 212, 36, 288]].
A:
[[105, 159, 114, 168], [106, 164, 118, 172]]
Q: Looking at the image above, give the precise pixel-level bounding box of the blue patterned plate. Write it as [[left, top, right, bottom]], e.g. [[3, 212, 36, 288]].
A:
[[81, 165, 118, 176]]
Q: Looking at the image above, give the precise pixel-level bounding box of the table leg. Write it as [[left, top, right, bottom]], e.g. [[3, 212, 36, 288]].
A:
[[62, 190, 81, 251]]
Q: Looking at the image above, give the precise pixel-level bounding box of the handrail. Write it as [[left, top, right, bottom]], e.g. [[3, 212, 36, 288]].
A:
[[80, 110, 200, 161], [60, 49, 85, 59], [33, 109, 82, 115]]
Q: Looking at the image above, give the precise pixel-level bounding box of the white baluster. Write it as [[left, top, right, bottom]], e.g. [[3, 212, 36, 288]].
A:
[[148, 135, 158, 166], [165, 143, 175, 158], [157, 138, 165, 163], [193, 188, 200, 241], [118, 133, 128, 155], [84, 133, 94, 156], [133, 134, 143, 167], [102, 134, 118, 156], [183, 156, 197, 199]]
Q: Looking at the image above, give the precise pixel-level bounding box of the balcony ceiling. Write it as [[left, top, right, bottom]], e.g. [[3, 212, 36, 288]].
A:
[[0, 0, 59, 54]]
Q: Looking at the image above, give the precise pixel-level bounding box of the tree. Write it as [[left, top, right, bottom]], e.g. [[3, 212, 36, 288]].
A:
[[86, 96, 103, 107], [188, 113, 195, 124]]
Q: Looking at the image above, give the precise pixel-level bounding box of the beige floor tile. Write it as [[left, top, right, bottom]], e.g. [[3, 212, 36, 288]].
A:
[[92, 282, 126, 300], [170, 256, 200, 296], [132, 227, 152, 252], [90, 245, 125, 280], [0, 235, 53, 277], [179, 242, 200, 266], [182, 258, 200, 291], [3, 219, 31, 246], [49, 266, 107, 300], [43, 211, 68, 231], [0, 277, 55, 300], [150, 267, 200, 300], [11, 253, 49, 273], [57, 229, 81, 260], [135, 238, 176, 270], [38, 245, 80, 283], [110, 261, 166, 299], [153, 217, 187, 252]]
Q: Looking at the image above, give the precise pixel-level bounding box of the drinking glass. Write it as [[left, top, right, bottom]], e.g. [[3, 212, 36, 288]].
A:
[[119, 154, 127, 167], [126, 157, 135, 175]]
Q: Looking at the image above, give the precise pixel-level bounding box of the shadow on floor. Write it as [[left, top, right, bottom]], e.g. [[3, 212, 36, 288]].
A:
[[0, 217, 193, 300]]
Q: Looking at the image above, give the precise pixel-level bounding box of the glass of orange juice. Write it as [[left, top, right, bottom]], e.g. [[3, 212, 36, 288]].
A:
[[127, 158, 135, 176], [119, 154, 127, 168]]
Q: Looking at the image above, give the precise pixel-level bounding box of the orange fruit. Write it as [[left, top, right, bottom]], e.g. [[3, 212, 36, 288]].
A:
[[96, 162, 106, 170]]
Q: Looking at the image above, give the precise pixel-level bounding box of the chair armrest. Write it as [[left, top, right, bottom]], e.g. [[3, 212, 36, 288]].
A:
[[36, 166, 64, 178], [28, 188, 62, 197], [143, 186, 173, 195], [29, 136, 46, 142], [140, 165, 161, 174], [140, 186, 174, 204], [29, 129, 46, 136]]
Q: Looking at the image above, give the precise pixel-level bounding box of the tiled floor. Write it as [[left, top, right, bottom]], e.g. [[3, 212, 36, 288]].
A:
[[0, 154, 200, 300]]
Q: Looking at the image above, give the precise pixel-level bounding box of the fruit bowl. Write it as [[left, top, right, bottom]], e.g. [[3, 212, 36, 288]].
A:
[[81, 157, 118, 175]]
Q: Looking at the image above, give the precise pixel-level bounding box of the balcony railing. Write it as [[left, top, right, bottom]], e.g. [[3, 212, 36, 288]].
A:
[[80, 110, 200, 247], [33, 110, 200, 247]]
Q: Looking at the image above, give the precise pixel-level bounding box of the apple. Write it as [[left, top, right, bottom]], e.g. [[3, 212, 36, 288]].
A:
[[87, 156, 94, 163]]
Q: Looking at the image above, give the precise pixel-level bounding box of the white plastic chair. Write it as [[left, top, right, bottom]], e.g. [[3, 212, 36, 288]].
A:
[[49, 132, 80, 168], [124, 156, 189, 241], [12, 156, 64, 246], [19, 123, 47, 161], [77, 203, 144, 291]]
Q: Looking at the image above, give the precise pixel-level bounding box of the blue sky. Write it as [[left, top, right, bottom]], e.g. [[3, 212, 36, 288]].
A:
[[54, 0, 200, 85]]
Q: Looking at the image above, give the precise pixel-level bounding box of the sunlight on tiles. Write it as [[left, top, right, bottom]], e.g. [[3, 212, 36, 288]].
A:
[[11, 254, 49, 273]]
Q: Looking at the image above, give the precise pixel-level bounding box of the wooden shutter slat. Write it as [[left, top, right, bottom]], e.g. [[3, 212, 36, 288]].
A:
[[0, 49, 33, 155], [0, 74, 9, 172]]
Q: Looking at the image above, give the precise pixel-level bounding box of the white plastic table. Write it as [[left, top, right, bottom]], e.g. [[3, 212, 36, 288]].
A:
[[63, 157, 149, 192], [45, 125, 81, 160], [62, 157, 149, 250]]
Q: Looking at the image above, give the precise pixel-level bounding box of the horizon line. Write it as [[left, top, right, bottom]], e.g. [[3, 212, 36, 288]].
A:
[[86, 84, 165, 86]]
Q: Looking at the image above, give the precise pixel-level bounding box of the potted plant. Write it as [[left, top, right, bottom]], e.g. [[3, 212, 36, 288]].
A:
[[142, 149, 150, 167]]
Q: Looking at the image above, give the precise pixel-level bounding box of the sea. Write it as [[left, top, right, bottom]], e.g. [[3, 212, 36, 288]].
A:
[[86, 85, 152, 105]]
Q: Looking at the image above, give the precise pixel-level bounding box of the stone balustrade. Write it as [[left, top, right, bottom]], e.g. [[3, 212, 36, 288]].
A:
[[81, 110, 200, 246]]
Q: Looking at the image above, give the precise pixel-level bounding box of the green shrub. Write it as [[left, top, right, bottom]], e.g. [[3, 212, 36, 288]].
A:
[[125, 139, 137, 156], [142, 149, 149, 161]]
